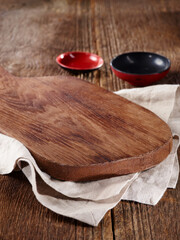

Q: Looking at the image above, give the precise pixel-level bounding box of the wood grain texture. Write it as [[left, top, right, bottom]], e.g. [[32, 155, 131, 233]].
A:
[[0, 0, 179, 239], [0, 66, 172, 181]]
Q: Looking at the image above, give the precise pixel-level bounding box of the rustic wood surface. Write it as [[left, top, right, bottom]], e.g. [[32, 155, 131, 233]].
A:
[[0, 0, 179, 239], [0, 67, 172, 181]]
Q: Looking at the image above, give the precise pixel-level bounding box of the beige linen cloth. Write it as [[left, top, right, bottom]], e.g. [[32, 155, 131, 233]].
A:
[[0, 84, 180, 226]]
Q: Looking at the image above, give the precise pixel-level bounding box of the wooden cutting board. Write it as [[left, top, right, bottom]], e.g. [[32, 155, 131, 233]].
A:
[[0, 66, 172, 181]]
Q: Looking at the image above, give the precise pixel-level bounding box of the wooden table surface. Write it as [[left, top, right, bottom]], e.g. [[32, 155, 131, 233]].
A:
[[0, 0, 179, 239]]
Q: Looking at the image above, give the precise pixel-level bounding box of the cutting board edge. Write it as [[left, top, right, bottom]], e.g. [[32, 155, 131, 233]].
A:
[[34, 135, 173, 182]]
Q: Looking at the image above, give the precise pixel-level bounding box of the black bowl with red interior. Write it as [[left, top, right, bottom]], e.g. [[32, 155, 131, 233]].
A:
[[110, 52, 171, 86]]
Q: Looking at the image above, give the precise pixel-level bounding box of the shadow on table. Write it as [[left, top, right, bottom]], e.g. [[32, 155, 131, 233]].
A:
[[154, 71, 180, 85]]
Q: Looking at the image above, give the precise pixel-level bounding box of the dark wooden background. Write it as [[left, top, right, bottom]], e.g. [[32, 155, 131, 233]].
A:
[[0, 0, 179, 239]]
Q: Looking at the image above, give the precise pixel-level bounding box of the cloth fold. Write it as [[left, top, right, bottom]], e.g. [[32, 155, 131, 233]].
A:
[[0, 84, 179, 226]]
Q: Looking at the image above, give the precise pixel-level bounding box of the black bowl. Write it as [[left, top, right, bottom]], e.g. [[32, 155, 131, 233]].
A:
[[110, 52, 171, 86]]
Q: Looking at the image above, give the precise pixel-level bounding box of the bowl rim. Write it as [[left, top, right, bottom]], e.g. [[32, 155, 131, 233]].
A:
[[56, 51, 104, 71], [110, 51, 171, 76]]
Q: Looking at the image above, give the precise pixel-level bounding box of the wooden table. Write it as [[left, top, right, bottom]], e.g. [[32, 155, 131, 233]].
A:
[[0, 0, 179, 239]]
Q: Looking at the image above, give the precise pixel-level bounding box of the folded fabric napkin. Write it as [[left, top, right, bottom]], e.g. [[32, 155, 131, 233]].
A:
[[0, 84, 179, 226]]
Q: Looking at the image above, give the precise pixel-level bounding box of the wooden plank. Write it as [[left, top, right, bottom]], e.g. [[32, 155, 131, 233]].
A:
[[0, 172, 76, 240], [0, 0, 179, 239]]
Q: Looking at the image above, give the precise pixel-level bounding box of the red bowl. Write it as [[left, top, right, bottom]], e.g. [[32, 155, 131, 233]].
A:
[[110, 52, 171, 86], [56, 51, 104, 71]]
